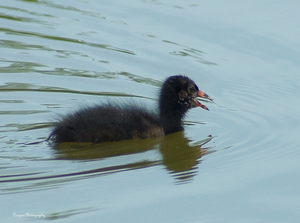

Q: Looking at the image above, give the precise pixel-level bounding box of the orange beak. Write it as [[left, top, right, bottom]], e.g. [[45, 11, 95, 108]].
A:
[[196, 90, 213, 110]]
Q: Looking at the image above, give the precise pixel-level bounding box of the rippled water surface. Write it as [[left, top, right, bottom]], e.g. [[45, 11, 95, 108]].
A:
[[1, 0, 300, 222]]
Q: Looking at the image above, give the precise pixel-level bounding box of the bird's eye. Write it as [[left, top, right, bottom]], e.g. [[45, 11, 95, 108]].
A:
[[188, 85, 195, 92]]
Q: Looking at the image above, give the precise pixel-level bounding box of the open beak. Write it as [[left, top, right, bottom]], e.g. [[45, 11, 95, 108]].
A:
[[196, 90, 213, 110]]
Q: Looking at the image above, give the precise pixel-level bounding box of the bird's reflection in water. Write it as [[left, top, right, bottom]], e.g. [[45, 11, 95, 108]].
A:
[[53, 132, 213, 184], [160, 133, 212, 183]]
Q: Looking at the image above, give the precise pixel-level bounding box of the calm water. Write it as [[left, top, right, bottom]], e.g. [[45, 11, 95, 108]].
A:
[[1, 0, 300, 222]]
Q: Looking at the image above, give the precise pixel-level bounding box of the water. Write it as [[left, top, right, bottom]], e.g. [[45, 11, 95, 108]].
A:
[[1, 0, 300, 222]]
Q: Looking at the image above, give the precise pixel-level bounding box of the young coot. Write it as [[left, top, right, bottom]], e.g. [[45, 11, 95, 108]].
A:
[[50, 75, 212, 143]]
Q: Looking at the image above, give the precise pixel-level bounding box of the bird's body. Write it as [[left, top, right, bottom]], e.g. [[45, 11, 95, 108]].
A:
[[51, 105, 163, 143], [50, 75, 211, 143]]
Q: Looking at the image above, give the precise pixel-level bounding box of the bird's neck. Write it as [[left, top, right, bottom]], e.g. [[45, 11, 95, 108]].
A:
[[159, 107, 186, 135]]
